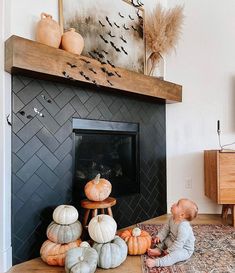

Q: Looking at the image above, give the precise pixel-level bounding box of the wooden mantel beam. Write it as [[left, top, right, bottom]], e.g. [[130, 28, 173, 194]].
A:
[[5, 35, 182, 103]]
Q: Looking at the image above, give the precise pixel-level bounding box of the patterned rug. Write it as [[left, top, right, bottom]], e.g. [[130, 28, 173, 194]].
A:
[[138, 223, 235, 273]]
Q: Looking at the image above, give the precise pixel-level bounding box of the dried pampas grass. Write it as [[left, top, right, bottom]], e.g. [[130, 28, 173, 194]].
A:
[[145, 4, 184, 75]]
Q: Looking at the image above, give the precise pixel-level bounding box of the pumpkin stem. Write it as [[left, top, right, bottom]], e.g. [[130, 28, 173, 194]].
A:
[[79, 256, 84, 262], [97, 215, 102, 222], [94, 173, 101, 184], [132, 227, 141, 237]]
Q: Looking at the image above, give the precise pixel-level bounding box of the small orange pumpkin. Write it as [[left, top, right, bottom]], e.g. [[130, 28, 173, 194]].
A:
[[40, 239, 81, 266], [84, 174, 112, 201], [119, 227, 151, 255]]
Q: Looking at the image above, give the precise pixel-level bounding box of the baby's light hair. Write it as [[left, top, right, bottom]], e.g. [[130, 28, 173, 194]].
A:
[[180, 199, 198, 221]]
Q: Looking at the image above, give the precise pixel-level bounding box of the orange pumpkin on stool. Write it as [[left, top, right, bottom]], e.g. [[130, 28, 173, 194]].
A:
[[119, 227, 151, 255], [84, 173, 112, 201]]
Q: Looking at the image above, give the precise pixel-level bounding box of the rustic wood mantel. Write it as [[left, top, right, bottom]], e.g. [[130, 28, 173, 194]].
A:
[[5, 35, 182, 103]]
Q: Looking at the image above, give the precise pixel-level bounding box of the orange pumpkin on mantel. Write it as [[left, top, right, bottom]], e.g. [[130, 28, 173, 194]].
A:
[[40, 239, 81, 266], [84, 174, 112, 201], [119, 227, 151, 255]]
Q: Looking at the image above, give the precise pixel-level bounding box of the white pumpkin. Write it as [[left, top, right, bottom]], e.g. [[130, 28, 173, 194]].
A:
[[46, 221, 82, 244], [80, 241, 90, 248], [65, 247, 98, 273], [88, 214, 117, 243], [53, 205, 78, 225], [93, 236, 127, 269]]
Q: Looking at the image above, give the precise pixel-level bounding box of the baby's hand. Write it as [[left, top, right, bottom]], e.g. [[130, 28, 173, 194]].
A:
[[152, 236, 160, 244], [147, 248, 161, 257], [146, 258, 156, 268], [163, 249, 169, 256]]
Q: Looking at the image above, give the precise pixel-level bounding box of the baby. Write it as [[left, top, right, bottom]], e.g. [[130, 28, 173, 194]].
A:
[[146, 198, 198, 268]]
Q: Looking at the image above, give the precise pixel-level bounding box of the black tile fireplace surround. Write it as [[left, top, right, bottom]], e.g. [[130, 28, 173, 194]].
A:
[[12, 74, 166, 264]]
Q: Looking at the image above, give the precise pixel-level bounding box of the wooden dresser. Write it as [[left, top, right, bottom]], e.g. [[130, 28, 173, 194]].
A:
[[204, 150, 235, 227]]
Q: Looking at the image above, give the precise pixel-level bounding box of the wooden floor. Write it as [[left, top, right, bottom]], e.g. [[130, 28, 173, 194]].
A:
[[8, 214, 233, 273]]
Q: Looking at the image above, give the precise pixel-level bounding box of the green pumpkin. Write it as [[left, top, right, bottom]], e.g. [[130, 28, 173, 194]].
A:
[[65, 247, 98, 273], [93, 236, 127, 269], [46, 221, 82, 244]]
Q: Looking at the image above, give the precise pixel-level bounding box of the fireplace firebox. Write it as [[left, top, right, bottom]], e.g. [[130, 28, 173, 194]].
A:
[[72, 118, 140, 198]]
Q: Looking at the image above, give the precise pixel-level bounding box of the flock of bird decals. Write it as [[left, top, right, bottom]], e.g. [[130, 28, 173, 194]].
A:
[[62, 0, 144, 88]]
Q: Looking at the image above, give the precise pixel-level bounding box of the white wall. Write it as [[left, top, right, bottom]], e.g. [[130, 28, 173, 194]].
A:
[[166, 0, 235, 212], [0, 0, 12, 271], [1, 0, 235, 271]]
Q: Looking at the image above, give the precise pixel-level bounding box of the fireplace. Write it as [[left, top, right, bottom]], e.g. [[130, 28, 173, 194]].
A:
[[11, 75, 166, 264], [73, 118, 140, 198]]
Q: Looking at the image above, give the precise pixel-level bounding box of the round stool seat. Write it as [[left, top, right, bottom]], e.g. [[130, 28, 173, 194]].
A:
[[81, 197, 116, 209]]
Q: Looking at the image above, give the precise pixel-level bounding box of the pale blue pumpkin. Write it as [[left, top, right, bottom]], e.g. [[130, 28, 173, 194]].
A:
[[93, 236, 127, 269], [46, 221, 82, 244], [65, 247, 98, 273]]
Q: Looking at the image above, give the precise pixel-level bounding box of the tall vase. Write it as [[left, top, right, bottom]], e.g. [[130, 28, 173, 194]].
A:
[[61, 28, 84, 55], [36, 13, 61, 48], [147, 52, 165, 79]]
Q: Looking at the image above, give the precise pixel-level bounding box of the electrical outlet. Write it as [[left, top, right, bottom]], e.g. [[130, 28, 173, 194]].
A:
[[185, 178, 192, 189]]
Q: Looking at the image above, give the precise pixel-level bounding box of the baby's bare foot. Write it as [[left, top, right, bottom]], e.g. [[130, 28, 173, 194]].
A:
[[147, 248, 161, 257]]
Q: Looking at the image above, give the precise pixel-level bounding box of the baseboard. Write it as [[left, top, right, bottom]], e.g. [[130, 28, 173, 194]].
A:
[[0, 246, 12, 273]]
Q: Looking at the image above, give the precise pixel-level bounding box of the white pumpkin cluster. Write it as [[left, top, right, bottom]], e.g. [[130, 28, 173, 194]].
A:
[[88, 214, 128, 269], [40, 205, 83, 266]]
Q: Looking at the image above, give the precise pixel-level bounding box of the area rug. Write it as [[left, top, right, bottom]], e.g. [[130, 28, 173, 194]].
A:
[[138, 223, 235, 273]]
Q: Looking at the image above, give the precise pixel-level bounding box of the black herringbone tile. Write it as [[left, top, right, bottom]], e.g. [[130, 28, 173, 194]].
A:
[[17, 136, 43, 163], [84, 93, 102, 112], [54, 86, 75, 108], [36, 164, 59, 189], [12, 174, 24, 193], [17, 75, 33, 86], [97, 100, 113, 120], [12, 76, 25, 94], [40, 80, 62, 99], [12, 154, 24, 174], [17, 117, 43, 143], [12, 194, 24, 215], [36, 127, 60, 153], [54, 103, 75, 126], [38, 109, 60, 134], [16, 174, 43, 203], [16, 98, 43, 124], [17, 80, 43, 105], [54, 137, 72, 160], [73, 87, 90, 103], [70, 96, 89, 118], [12, 114, 24, 134], [55, 120, 72, 143], [12, 133, 24, 153], [16, 155, 42, 182], [13, 93, 24, 113], [36, 146, 60, 170], [37, 91, 60, 117], [87, 107, 102, 119], [54, 154, 72, 178]]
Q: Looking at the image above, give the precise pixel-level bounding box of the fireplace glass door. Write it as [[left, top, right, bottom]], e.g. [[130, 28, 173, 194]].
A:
[[73, 118, 139, 198]]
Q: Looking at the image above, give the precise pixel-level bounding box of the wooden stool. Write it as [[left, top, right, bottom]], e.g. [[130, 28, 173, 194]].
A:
[[81, 197, 116, 230]]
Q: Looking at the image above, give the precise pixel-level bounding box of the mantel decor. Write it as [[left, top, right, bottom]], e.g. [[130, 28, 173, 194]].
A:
[[59, 0, 145, 73], [5, 35, 182, 103]]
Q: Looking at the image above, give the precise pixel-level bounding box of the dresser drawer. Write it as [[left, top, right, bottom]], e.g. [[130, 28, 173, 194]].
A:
[[219, 153, 235, 204]]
